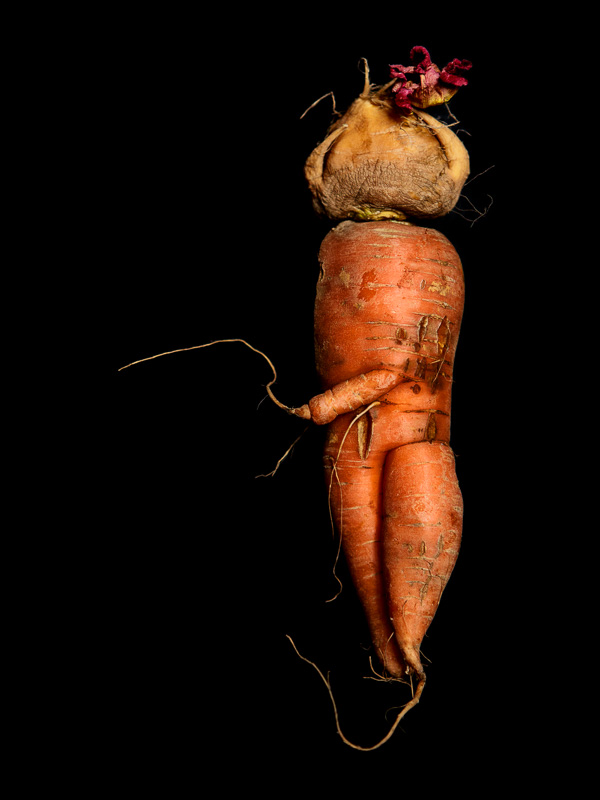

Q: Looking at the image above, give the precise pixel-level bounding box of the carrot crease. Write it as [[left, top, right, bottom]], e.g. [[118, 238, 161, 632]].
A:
[[324, 455, 344, 603], [286, 634, 425, 751]]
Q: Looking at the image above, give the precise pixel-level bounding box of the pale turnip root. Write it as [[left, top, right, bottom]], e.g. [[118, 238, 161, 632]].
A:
[[305, 48, 471, 222]]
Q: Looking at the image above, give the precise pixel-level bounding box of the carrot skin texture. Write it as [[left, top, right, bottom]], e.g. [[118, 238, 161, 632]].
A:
[[312, 220, 464, 678], [298, 368, 404, 425], [324, 444, 408, 678], [314, 219, 464, 400], [382, 441, 463, 676]]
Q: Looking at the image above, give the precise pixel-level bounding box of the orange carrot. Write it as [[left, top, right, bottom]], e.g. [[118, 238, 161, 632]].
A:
[[309, 218, 464, 681]]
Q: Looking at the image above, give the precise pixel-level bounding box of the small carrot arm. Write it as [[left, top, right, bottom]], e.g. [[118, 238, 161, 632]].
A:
[[293, 369, 403, 425]]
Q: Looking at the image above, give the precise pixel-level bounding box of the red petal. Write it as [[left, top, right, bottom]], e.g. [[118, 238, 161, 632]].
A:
[[389, 49, 472, 110], [391, 80, 417, 111], [409, 46, 432, 71], [389, 64, 415, 79], [440, 58, 472, 86]]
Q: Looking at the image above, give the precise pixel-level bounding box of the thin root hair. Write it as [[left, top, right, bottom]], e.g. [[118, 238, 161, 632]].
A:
[[255, 427, 310, 479], [364, 655, 409, 685], [119, 338, 299, 416], [464, 164, 496, 187], [452, 193, 494, 226], [287, 635, 425, 751], [300, 91, 339, 120]]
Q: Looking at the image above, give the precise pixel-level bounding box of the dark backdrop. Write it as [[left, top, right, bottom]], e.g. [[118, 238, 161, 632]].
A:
[[92, 12, 567, 791]]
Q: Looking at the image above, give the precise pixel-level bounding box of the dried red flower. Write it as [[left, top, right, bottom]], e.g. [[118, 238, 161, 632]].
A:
[[389, 47, 471, 111]]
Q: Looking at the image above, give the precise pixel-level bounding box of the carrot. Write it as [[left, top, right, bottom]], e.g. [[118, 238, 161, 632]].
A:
[[311, 218, 464, 682]]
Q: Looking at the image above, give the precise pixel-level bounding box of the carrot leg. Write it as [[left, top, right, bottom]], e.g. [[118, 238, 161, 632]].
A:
[[382, 441, 463, 678], [324, 428, 407, 679]]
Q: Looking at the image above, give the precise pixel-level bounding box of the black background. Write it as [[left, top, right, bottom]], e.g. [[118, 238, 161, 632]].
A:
[[74, 10, 577, 791]]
